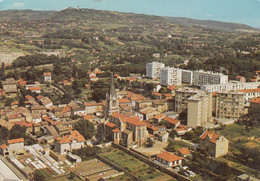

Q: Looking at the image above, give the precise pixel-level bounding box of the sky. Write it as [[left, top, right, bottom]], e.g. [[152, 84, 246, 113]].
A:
[[0, 0, 260, 27]]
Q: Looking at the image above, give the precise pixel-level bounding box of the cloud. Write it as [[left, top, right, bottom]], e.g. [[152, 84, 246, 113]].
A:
[[0, 0, 4, 3], [13, 2, 25, 8], [92, 0, 103, 2]]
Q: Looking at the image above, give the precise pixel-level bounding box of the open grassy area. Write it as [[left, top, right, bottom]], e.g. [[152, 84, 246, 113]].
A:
[[101, 148, 174, 181], [220, 123, 260, 141]]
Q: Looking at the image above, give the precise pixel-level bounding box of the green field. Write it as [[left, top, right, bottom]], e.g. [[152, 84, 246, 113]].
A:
[[101, 148, 174, 181]]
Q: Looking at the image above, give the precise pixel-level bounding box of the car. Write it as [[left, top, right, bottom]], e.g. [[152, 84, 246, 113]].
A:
[[182, 166, 188, 170], [187, 170, 196, 177], [184, 171, 189, 177]]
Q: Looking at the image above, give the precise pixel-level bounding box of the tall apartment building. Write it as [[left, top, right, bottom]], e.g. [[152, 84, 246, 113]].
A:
[[160, 67, 182, 86], [182, 70, 193, 84], [187, 92, 212, 128], [193, 70, 228, 86], [146, 62, 165, 79], [213, 91, 245, 119], [201, 81, 260, 92], [175, 88, 201, 113]]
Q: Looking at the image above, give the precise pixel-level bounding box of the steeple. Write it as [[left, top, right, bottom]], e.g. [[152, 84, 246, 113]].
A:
[[103, 72, 119, 118], [110, 73, 116, 98]]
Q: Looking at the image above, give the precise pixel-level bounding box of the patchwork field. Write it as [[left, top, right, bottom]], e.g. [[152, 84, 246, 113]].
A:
[[101, 148, 175, 181]]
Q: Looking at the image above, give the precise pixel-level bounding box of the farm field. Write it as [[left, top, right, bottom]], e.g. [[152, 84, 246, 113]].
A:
[[101, 148, 174, 181]]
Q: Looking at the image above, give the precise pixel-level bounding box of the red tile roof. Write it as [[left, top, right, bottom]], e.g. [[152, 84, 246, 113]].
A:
[[126, 117, 146, 126], [8, 138, 24, 144], [251, 97, 260, 104], [0, 144, 8, 150], [112, 128, 120, 133], [58, 130, 85, 144], [30, 87, 42, 91], [43, 72, 52, 76], [118, 98, 131, 104], [168, 85, 177, 91], [25, 95, 34, 101], [84, 115, 93, 120], [239, 88, 260, 93], [199, 131, 221, 143], [178, 147, 191, 155], [157, 151, 183, 162], [154, 114, 165, 119], [162, 117, 180, 125], [106, 122, 116, 128], [152, 92, 162, 97]]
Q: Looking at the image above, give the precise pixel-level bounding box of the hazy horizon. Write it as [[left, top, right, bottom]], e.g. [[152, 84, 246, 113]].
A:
[[0, 0, 260, 27]]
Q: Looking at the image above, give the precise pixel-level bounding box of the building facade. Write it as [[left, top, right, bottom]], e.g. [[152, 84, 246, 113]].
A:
[[175, 88, 201, 113], [146, 62, 165, 79], [193, 70, 228, 86], [201, 81, 260, 92], [199, 131, 229, 158], [160, 67, 182, 86], [214, 91, 245, 119], [187, 92, 212, 128]]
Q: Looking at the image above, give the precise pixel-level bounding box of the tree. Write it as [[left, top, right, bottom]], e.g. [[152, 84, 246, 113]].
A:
[[166, 140, 179, 152], [9, 125, 26, 139], [33, 171, 44, 181], [0, 126, 9, 139], [74, 119, 96, 140], [69, 172, 76, 179], [169, 129, 178, 139]]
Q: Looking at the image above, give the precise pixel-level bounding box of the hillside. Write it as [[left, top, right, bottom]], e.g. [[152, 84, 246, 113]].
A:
[[0, 8, 260, 82], [165, 17, 259, 32], [0, 9, 56, 22]]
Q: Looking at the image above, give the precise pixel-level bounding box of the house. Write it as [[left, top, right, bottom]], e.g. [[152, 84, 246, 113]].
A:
[[236, 76, 246, 83], [31, 105, 46, 115], [89, 73, 98, 82], [151, 92, 162, 99], [11, 102, 19, 109], [157, 132, 169, 142], [177, 147, 191, 158], [161, 117, 180, 128], [73, 107, 86, 116], [152, 100, 168, 112], [0, 138, 25, 156], [2, 78, 17, 97], [248, 97, 260, 115], [135, 99, 152, 111], [43, 72, 52, 83], [156, 151, 183, 168], [55, 130, 85, 155], [199, 131, 229, 158], [140, 107, 160, 120], [29, 86, 42, 93]]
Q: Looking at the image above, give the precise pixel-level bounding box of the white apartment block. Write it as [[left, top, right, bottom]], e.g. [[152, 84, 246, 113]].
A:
[[239, 88, 260, 106], [160, 67, 182, 86], [182, 70, 193, 84], [193, 70, 228, 86], [201, 81, 260, 92], [187, 92, 212, 128], [146, 62, 165, 79]]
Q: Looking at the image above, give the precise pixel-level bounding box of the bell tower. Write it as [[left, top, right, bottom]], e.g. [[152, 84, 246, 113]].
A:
[[104, 73, 119, 118]]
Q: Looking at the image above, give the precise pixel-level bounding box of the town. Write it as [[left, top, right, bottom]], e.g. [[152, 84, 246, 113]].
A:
[[0, 7, 260, 181]]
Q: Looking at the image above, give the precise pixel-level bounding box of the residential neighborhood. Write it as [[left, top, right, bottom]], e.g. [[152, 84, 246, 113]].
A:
[[0, 3, 259, 181]]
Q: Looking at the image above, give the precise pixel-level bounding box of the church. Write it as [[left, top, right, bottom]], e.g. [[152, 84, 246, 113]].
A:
[[103, 74, 149, 148]]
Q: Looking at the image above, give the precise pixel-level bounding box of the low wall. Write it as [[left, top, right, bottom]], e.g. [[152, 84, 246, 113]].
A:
[[5, 157, 28, 179], [112, 143, 190, 181]]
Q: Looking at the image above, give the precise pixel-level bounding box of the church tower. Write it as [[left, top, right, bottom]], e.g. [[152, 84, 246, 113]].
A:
[[104, 73, 119, 118]]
